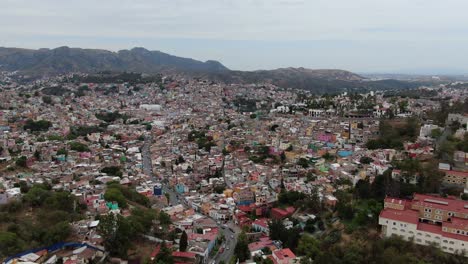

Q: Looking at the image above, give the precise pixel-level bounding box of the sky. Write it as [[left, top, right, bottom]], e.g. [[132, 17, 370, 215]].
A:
[[1, 0, 468, 74]]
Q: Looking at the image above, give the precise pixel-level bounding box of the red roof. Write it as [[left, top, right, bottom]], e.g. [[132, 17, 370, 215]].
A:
[[412, 193, 468, 214], [150, 244, 161, 258], [172, 251, 197, 259], [273, 248, 296, 260], [248, 236, 274, 252], [379, 208, 419, 225], [418, 222, 468, 242], [238, 205, 252, 212], [253, 218, 269, 229], [442, 217, 468, 230]]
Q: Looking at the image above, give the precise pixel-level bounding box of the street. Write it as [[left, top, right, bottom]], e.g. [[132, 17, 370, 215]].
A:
[[142, 133, 238, 263]]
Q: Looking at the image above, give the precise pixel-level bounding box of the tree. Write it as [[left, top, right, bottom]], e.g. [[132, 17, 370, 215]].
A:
[[297, 158, 309, 168], [69, 141, 90, 152], [42, 221, 71, 245], [24, 119, 52, 132], [104, 188, 127, 208], [15, 156, 28, 168], [33, 150, 41, 160], [180, 231, 188, 252], [159, 211, 172, 226], [23, 185, 51, 207], [101, 166, 123, 177], [42, 96, 53, 105], [354, 179, 371, 199], [359, 156, 373, 164], [0, 232, 24, 258], [154, 242, 174, 264], [296, 235, 321, 260], [430, 128, 442, 139], [234, 232, 250, 262], [270, 124, 279, 132], [98, 213, 134, 258]]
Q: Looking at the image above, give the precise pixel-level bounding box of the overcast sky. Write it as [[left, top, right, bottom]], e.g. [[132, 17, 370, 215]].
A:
[[1, 0, 468, 74]]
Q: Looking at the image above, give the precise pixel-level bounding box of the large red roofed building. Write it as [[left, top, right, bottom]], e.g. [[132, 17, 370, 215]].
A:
[[271, 206, 295, 220], [379, 193, 468, 256]]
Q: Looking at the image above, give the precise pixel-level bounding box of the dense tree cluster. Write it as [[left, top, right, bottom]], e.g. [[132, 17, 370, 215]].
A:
[[188, 129, 216, 152], [234, 231, 250, 262], [23, 119, 52, 132], [95, 111, 128, 123], [69, 141, 90, 152], [268, 219, 302, 251], [67, 125, 104, 139], [366, 118, 420, 150], [296, 233, 466, 264], [0, 185, 81, 258], [101, 166, 123, 177], [103, 182, 150, 208]]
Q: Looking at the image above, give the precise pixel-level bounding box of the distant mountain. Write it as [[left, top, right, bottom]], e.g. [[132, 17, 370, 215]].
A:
[[200, 67, 424, 94], [0, 46, 426, 93], [0, 46, 228, 75]]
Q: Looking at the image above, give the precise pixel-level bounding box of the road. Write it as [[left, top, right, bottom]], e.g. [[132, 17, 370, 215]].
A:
[[142, 133, 238, 263], [213, 222, 239, 264], [141, 134, 153, 177]]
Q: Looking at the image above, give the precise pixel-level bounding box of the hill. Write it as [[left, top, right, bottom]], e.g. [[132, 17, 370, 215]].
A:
[[0, 46, 228, 75], [201, 67, 423, 93], [0, 46, 425, 93]]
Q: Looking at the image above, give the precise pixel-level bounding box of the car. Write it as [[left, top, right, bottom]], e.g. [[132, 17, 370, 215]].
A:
[[230, 234, 234, 239], [226, 247, 230, 250]]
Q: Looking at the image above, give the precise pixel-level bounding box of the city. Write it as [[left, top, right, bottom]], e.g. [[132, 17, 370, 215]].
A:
[[0, 71, 467, 264]]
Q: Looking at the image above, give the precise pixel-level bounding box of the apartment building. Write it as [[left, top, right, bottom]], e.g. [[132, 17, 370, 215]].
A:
[[379, 195, 468, 256]]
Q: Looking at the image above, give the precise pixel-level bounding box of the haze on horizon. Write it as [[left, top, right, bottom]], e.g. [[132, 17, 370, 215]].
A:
[[1, 0, 468, 75]]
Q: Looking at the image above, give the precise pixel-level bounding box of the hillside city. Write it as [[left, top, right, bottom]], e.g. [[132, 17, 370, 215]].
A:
[[0, 71, 467, 264]]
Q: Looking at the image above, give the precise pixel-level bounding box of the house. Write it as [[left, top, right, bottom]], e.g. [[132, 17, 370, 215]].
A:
[[252, 218, 270, 235], [271, 207, 295, 220], [441, 170, 468, 190], [272, 248, 297, 264]]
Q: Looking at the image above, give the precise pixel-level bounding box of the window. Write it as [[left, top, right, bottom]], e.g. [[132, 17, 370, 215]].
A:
[[393, 222, 396, 225], [400, 229, 405, 232]]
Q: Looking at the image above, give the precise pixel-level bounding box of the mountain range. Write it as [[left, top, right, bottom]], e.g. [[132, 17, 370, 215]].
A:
[[0, 46, 425, 93]]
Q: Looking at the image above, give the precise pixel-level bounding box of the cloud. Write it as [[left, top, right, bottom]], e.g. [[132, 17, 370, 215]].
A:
[[1, 0, 468, 73]]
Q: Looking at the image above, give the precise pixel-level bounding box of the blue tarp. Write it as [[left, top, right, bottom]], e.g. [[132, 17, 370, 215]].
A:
[[3, 242, 104, 263], [337, 150, 353, 157]]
